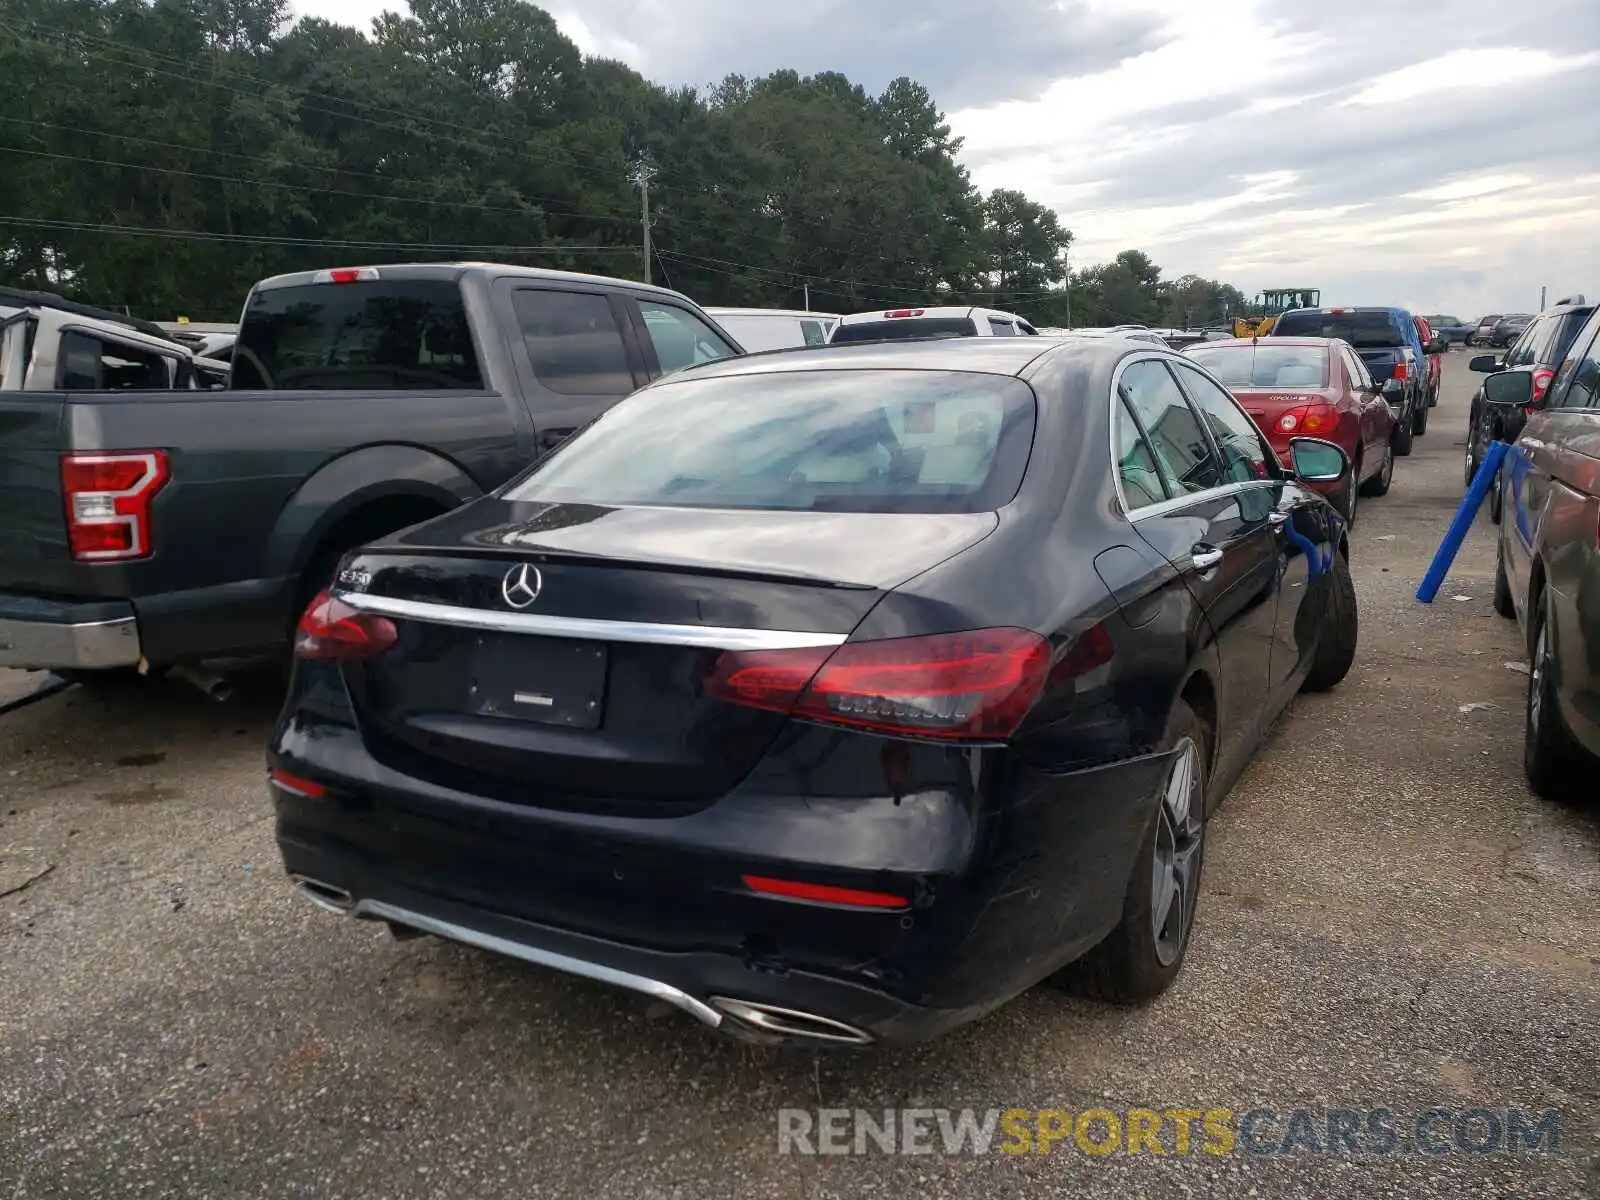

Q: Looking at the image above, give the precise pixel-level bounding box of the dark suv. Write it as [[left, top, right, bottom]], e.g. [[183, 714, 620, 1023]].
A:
[[1490, 313, 1535, 348], [1466, 300, 1596, 520]]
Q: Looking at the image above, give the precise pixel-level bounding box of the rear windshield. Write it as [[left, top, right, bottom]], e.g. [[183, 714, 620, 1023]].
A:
[[1272, 310, 1405, 348], [1184, 343, 1328, 388], [502, 369, 1036, 514], [829, 317, 978, 344], [231, 279, 482, 389]]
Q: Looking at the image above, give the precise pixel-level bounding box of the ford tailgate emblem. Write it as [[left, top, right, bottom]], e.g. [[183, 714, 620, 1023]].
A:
[[501, 563, 543, 609]]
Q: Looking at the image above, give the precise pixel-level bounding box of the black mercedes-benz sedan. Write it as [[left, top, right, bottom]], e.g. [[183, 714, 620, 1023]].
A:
[[270, 337, 1359, 1047]]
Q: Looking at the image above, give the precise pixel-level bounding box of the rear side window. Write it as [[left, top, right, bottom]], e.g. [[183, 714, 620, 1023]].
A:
[[503, 369, 1036, 514], [58, 332, 173, 390], [800, 319, 827, 346], [1506, 317, 1549, 366], [1272, 310, 1406, 348], [1117, 359, 1223, 496], [1185, 344, 1328, 388], [830, 317, 978, 343], [988, 318, 1016, 336], [514, 289, 634, 396], [1545, 310, 1595, 366], [232, 279, 482, 390], [1549, 319, 1600, 411]]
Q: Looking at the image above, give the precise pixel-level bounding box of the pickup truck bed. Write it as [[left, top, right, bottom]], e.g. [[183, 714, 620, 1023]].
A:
[[0, 263, 743, 674]]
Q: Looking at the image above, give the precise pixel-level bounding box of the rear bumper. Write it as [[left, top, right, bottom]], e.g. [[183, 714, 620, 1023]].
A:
[[0, 593, 141, 669], [270, 706, 1171, 1045]]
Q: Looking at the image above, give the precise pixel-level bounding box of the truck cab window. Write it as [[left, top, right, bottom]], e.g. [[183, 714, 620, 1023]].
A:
[[514, 289, 635, 396], [637, 302, 737, 376]]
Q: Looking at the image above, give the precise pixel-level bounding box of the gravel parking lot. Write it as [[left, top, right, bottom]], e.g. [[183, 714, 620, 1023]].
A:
[[2, 351, 1596, 1199]]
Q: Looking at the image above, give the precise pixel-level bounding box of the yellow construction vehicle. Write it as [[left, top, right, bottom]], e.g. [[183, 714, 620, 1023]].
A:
[[1230, 288, 1320, 339]]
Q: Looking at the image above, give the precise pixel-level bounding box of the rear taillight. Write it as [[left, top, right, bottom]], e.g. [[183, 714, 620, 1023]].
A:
[[60, 451, 171, 562], [1390, 360, 1408, 381], [294, 590, 398, 660], [1275, 403, 1339, 436], [1531, 368, 1555, 402], [704, 628, 1053, 741], [269, 768, 328, 798]]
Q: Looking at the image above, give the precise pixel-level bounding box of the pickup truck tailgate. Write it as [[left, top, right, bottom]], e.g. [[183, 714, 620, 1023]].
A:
[[0, 395, 68, 587]]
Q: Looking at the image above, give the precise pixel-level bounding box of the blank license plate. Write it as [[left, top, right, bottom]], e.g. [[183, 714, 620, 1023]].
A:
[[467, 635, 607, 729]]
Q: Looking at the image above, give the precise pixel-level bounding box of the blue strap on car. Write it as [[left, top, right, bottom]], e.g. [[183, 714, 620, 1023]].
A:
[[1416, 440, 1510, 603]]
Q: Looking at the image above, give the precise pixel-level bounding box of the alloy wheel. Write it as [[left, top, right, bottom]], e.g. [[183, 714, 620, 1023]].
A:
[[1151, 737, 1203, 968]]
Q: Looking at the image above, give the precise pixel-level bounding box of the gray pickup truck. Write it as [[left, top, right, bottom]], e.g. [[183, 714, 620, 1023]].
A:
[[0, 263, 744, 685]]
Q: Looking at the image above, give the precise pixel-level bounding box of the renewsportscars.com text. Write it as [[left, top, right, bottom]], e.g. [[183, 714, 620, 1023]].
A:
[[776, 1107, 1562, 1157]]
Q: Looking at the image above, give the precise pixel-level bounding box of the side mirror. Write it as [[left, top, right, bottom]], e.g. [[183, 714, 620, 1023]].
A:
[[1287, 436, 1351, 484], [1482, 370, 1534, 409], [1425, 336, 1447, 355], [1468, 354, 1501, 373]]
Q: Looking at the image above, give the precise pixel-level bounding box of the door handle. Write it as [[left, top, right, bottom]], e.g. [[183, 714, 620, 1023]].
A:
[[1268, 511, 1290, 527], [1190, 545, 1224, 570]]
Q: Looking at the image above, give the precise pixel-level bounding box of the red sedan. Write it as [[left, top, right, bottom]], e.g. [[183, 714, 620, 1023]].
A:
[[1182, 336, 1396, 522], [1413, 314, 1443, 407]]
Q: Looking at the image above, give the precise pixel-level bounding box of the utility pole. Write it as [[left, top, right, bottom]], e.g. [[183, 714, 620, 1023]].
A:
[[1063, 248, 1072, 329], [1539, 285, 1547, 310], [803, 282, 810, 311], [628, 159, 657, 286]]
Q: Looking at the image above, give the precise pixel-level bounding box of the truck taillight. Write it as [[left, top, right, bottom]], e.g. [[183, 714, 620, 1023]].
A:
[[1391, 360, 1408, 381], [60, 451, 171, 562]]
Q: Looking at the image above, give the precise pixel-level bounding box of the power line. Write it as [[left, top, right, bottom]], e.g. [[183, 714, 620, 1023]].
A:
[[0, 216, 624, 254], [0, 145, 639, 224]]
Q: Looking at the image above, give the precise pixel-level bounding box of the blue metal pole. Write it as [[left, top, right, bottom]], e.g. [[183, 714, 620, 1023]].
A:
[[1416, 439, 1510, 603]]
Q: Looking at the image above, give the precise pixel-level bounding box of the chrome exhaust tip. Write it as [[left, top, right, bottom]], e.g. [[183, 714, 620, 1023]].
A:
[[290, 875, 354, 914], [709, 997, 873, 1045]]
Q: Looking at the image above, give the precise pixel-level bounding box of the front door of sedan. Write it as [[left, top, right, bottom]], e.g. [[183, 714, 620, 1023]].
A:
[[1115, 357, 1281, 790], [1339, 344, 1387, 474], [1169, 360, 1319, 705]]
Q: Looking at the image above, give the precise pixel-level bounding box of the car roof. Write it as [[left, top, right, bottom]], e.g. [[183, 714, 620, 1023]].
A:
[[703, 307, 840, 319], [654, 334, 1119, 383], [250, 261, 698, 306], [833, 305, 1028, 324], [1189, 336, 1334, 350]]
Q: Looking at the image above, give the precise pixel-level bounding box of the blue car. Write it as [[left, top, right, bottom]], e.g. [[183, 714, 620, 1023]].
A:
[[1425, 315, 1474, 345]]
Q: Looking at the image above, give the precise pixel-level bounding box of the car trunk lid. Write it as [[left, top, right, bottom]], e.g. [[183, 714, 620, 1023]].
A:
[[335, 499, 998, 809]]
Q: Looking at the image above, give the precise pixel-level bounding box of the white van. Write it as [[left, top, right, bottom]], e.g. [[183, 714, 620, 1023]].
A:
[[828, 305, 1040, 344], [703, 308, 837, 352]]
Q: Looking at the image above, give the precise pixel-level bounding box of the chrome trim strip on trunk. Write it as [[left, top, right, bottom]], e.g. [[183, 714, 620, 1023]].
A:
[[349, 897, 725, 1030], [334, 591, 849, 652]]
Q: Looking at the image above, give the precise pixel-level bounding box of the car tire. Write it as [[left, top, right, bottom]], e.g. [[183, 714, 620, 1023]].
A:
[[1493, 536, 1516, 619], [1427, 379, 1439, 407], [1463, 439, 1479, 489], [1487, 462, 1504, 525], [1053, 700, 1208, 1004], [1392, 418, 1414, 457], [1411, 398, 1429, 436], [1301, 550, 1358, 693], [1524, 594, 1586, 800], [1359, 438, 1393, 497], [1338, 460, 1360, 524]]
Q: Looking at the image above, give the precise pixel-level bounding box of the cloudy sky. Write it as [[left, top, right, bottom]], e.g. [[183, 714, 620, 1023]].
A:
[[295, 0, 1599, 316]]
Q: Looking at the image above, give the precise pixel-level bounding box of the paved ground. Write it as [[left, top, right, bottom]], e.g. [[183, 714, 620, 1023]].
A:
[[2, 351, 1596, 1199]]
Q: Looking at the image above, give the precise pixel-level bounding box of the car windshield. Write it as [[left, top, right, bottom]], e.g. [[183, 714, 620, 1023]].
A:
[[1184, 344, 1328, 388], [1272, 310, 1404, 348], [501, 369, 1036, 514], [830, 317, 977, 343]]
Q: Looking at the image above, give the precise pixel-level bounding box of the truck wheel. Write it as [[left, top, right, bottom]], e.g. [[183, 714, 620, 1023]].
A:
[[1411, 399, 1429, 436]]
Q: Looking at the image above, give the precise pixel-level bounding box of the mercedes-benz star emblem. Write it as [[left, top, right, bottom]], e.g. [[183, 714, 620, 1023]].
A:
[[501, 563, 543, 609]]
